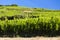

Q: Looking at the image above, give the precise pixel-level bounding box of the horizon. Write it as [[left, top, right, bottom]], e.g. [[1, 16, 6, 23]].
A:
[[0, 0, 60, 10]]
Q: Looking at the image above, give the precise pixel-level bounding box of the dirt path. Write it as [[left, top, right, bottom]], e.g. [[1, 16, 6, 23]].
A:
[[0, 37, 60, 40]]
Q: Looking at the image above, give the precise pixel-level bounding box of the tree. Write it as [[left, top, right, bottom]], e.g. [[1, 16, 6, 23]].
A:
[[0, 5, 3, 6], [10, 4, 18, 6]]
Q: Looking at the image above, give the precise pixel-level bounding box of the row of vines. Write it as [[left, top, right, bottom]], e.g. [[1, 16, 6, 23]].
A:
[[0, 17, 60, 37]]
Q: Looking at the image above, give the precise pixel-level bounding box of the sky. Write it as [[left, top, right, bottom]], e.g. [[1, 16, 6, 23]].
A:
[[0, 0, 60, 10]]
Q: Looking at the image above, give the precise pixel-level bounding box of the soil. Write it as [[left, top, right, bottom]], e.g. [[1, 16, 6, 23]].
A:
[[0, 37, 60, 40]]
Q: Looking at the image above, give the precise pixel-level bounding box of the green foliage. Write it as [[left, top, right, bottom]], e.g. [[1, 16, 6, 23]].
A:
[[0, 6, 60, 37], [0, 17, 59, 36]]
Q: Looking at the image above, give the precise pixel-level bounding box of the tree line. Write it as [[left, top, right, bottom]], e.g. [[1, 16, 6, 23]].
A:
[[0, 4, 18, 6]]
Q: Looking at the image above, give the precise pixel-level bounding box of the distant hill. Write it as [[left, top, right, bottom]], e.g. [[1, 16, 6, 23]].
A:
[[0, 4, 60, 17]]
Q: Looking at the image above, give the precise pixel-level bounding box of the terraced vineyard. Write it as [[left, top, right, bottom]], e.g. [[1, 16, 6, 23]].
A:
[[0, 5, 60, 37]]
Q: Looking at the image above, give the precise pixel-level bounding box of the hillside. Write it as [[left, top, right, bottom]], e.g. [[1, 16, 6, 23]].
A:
[[0, 5, 60, 37], [0, 5, 60, 18]]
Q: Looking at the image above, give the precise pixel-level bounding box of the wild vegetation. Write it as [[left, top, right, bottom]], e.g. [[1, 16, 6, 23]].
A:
[[0, 4, 60, 37]]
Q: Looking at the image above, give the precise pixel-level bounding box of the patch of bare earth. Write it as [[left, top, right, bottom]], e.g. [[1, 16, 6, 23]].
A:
[[0, 37, 60, 40]]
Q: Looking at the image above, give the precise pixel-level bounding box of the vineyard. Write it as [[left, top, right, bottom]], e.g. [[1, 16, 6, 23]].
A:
[[0, 5, 60, 37]]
